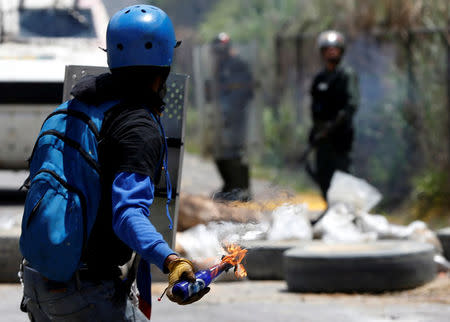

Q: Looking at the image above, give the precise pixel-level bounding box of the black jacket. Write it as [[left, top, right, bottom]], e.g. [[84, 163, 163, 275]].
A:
[[71, 73, 165, 278], [310, 65, 359, 151]]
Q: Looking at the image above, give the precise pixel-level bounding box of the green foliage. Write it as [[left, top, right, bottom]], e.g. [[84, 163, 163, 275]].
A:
[[410, 32, 448, 168], [261, 90, 309, 167], [414, 170, 449, 203], [198, 0, 300, 43], [412, 169, 450, 226]]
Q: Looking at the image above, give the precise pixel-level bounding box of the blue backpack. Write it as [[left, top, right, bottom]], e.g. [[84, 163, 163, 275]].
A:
[[20, 99, 120, 281]]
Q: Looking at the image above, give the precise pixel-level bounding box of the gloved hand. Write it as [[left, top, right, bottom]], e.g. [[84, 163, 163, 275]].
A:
[[166, 258, 210, 305]]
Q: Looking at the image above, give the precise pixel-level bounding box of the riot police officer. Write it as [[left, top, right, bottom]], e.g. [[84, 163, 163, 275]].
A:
[[308, 30, 359, 200], [210, 32, 254, 202]]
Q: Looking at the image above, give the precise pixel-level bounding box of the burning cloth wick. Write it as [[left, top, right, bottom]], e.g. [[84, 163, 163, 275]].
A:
[[158, 244, 248, 302]]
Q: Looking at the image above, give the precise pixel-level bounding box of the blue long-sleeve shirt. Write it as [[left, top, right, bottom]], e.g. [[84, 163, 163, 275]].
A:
[[111, 171, 175, 272]]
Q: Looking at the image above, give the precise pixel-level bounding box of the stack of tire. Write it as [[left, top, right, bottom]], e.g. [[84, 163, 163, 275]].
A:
[[242, 240, 437, 292], [242, 240, 302, 280]]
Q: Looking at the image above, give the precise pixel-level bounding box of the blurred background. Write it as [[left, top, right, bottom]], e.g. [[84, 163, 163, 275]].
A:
[[156, 0, 450, 225], [0, 0, 448, 224]]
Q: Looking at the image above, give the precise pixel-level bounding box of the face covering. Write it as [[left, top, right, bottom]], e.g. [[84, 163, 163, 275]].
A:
[[326, 57, 341, 65], [156, 82, 167, 113], [158, 82, 167, 100]]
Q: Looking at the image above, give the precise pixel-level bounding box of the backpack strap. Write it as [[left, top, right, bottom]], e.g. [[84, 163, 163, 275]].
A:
[[20, 102, 107, 191], [42, 109, 100, 140], [148, 111, 173, 230]]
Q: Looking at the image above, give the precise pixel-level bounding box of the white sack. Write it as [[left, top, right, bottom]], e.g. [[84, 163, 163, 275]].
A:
[[327, 171, 382, 212], [176, 221, 270, 261], [267, 204, 313, 241], [357, 214, 443, 253], [176, 224, 223, 261], [314, 203, 377, 242]]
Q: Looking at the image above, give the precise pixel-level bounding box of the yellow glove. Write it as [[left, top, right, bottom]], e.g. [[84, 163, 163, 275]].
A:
[[166, 258, 210, 305], [167, 258, 196, 287]]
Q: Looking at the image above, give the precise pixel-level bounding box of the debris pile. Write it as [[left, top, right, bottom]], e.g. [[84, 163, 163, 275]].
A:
[[177, 194, 262, 231], [177, 171, 448, 271]]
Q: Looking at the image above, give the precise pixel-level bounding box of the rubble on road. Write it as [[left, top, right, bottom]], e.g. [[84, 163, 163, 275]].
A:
[[176, 171, 449, 280], [177, 194, 262, 231], [267, 204, 312, 241]]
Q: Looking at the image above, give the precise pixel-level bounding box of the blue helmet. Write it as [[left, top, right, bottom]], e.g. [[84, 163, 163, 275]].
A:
[[106, 5, 178, 69]]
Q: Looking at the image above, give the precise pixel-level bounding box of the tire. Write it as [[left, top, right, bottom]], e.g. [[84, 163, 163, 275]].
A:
[[437, 228, 450, 260], [0, 229, 21, 283], [242, 240, 301, 280], [284, 240, 436, 293]]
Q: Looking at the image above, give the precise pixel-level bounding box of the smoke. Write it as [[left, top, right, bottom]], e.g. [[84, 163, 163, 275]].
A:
[[346, 34, 416, 204]]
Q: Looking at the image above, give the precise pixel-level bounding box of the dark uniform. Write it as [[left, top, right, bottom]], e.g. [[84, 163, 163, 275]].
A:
[[309, 64, 359, 198], [213, 53, 254, 201]]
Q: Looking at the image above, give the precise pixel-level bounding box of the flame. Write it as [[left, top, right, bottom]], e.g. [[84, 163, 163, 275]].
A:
[[221, 244, 248, 278]]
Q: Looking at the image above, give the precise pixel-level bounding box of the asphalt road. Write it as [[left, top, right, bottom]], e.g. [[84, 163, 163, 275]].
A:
[[1, 155, 449, 321], [2, 278, 450, 322]]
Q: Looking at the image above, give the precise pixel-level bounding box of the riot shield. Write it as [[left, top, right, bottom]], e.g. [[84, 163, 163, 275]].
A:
[[192, 42, 262, 159], [62, 65, 188, 249]]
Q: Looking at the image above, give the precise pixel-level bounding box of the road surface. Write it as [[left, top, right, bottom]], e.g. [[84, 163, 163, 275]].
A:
[[2, 277, 450, 322], [0, 154, 448, 321]]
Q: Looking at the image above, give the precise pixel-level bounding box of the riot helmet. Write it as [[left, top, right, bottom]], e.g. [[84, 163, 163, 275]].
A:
[[106, 5, 179, 69], [211, 32, 231, 56], [317, 30, 346, 53], [317, 30, 345, 66]]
